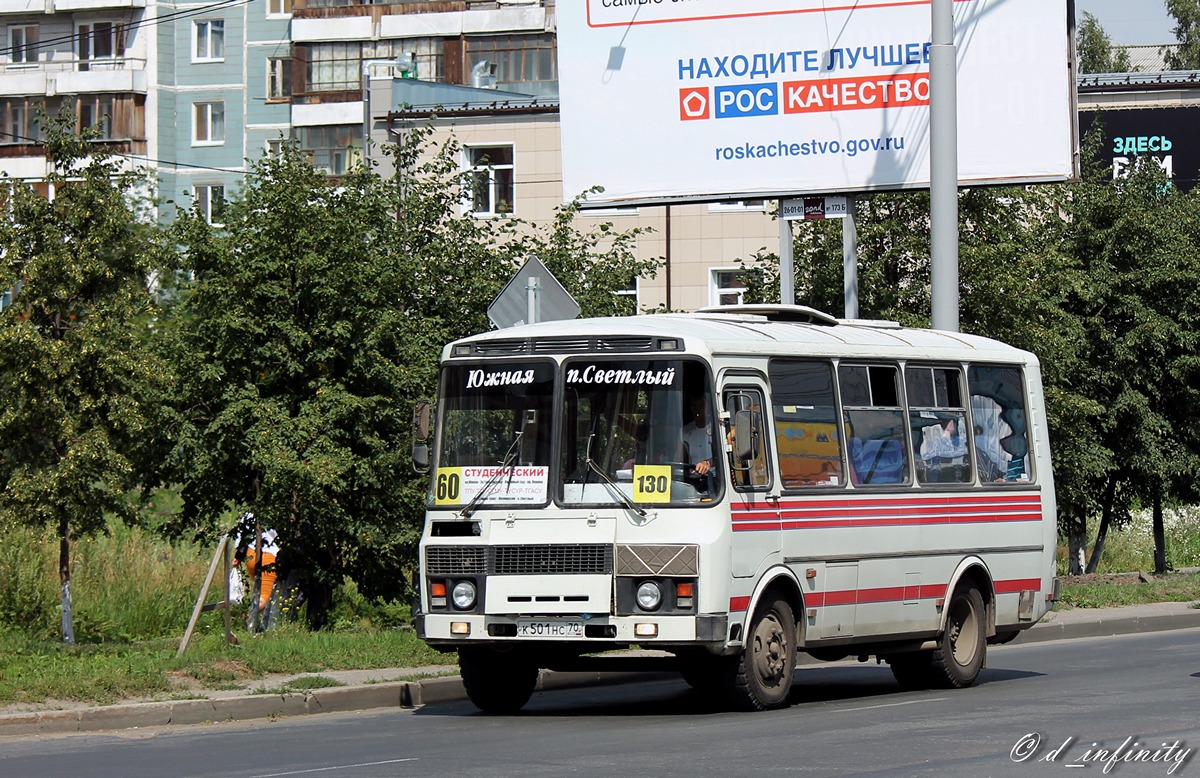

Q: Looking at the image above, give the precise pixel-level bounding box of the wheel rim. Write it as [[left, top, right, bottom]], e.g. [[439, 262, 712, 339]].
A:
[[948, 596, 980, 666], [752, 610, 789, 687]]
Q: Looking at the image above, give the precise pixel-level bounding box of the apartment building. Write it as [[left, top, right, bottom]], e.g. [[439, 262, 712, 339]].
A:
[[0, 0, 150, 187], [0, 0, 782, 311]]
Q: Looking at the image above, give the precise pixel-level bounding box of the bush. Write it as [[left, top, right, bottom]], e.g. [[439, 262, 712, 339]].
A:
[[326, 577, 412, 632]]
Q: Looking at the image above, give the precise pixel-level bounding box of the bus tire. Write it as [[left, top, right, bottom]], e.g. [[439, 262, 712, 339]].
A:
[[458, 647, 539, 714], [727, 595, 796, 711], [929, 584, 987, 688]]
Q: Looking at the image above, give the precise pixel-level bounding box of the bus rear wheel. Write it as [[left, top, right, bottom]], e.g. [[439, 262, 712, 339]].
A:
[[727, 595, 796, 711], [930, 584, 986, 688], [458, 647, 539, 714], [888, 584, 987, 690]]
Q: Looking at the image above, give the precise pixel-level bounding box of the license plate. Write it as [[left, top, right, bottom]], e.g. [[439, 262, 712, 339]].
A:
[[517, 620, 584, 638]]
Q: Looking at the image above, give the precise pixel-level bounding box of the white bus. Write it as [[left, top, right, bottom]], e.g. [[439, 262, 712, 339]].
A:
[[413, 305, 1058, 713]]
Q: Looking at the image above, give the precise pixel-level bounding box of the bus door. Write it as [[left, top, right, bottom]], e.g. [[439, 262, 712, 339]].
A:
[[723, 383, 780, 578]]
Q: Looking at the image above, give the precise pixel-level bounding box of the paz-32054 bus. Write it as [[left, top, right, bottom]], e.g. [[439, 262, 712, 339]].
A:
[[413, 305, 1058, 712]]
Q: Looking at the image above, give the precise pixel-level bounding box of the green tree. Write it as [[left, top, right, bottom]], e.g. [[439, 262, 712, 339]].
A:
[[167, 143, 429, 624], [1164, 0, 1200, 70], [1077, 12, 1135, 74], [166, 128, 657, 624], [0, 112, 172, 642], [1057, 154, 1200, 573]]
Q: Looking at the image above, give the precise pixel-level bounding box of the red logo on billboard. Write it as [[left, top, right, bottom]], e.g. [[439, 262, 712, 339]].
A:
[[679, 88, 710, 121]]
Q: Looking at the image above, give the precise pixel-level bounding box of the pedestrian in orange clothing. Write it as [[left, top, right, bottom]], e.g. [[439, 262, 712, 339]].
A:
[[233, 525, 281, 632]]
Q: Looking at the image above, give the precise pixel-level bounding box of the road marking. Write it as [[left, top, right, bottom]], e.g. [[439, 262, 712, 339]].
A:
[[251, 758, 419, 777], [839, 697, 947, 712]]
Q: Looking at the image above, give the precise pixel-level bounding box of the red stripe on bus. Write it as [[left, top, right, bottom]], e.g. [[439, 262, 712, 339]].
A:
[[731, 494, 1043, 531], [729, 579, 1032, 614], [994, 577, 1042, 593]]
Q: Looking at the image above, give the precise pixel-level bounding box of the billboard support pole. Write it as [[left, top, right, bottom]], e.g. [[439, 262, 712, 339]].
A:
[[779, 207, 794, 306], [842, 195, 858, 320], [930, 0, 959, 332]]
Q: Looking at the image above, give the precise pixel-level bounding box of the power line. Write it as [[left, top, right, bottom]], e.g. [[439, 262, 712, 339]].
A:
[[0, 0, 252, 60], [0, 128, 574, 188]]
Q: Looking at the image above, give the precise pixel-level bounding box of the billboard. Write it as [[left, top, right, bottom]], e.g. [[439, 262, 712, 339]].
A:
[[557, 0, 1074, 206], [1080, 107, 1200, 193]]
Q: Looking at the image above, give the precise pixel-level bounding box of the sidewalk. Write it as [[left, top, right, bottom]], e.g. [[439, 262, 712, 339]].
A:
[[2, 601, 1198, 737]]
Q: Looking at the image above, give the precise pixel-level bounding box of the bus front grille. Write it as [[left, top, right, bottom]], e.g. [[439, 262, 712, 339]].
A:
[[425, 546, 487, 575], [492, 544, 613, 575], [427, 544, 614, 576]]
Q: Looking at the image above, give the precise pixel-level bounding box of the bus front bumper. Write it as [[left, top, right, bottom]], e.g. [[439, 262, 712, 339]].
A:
[[416, 613, 728, 646]]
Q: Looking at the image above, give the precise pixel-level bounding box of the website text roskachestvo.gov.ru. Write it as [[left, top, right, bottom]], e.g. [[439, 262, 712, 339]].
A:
[[715, 134, 905, 161]]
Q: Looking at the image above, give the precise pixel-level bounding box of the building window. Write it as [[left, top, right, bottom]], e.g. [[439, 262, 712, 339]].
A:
[[363, 39, 443, 82], [266, 137, 285, 158], [466, 145, 514, 216], [467, 33, 556, 87], [194, 20, 225, 62], [193, 185, 226, 225], [296, 125, 362, 176], [1, 99, 40, 144], [10, 25, 38, 65], [710, 269, 747, 306], [193, 101, 225, 144], [77, 22, 123, 70], [306, 43, 360, 92], [267, 57, 292, 99], [78, 95, 114, 139], [267, 0, 292, 16]]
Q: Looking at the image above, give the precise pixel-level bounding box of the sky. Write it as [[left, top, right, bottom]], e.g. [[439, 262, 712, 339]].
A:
[[1075, 0, 1176, 45]]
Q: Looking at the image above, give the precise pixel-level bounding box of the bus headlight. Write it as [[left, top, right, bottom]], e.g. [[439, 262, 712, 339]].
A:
[[451, 580, 477, 610], [636, 580, 663, 611]]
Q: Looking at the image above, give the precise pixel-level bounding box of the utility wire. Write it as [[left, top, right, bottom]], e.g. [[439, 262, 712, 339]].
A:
[[0, 0, 252, 59]]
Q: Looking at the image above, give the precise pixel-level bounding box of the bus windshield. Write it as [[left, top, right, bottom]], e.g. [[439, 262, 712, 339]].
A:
[[560, 358, 719, 507], [432, 361, 555, 509]]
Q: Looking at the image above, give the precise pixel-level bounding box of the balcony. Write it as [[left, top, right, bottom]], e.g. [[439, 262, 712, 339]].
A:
[[0, 58, 146, 96], [0, 0, 144, 11], [0, 58, 147, 96]]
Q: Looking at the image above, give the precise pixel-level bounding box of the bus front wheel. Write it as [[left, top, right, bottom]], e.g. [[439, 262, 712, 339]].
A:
[[458, 647, 539, 714], [728, 595, 797, 710]]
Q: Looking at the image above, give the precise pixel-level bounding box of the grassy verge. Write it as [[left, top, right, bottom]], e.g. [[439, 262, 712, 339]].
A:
[[1057, 571, 1200, 609], [0, 624, 447, 707]]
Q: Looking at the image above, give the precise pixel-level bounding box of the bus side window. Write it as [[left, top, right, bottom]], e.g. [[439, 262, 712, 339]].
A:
[[767, 359, 844, 488], [968, 365, 1032, 484], [839, 363, 911, 486], [906, 365, 971, 485], [724, 389, 770, 490]]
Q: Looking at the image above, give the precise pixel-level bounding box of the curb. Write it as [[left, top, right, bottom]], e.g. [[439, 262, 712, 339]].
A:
[[1010, 609, 1200, 645], [4, 610, 1199, 736]]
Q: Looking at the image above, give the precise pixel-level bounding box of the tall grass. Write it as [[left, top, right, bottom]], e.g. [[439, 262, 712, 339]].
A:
[[1057, 505, 1200, 575], [0, 522, 211, 642], [0, 525, 58, 638]]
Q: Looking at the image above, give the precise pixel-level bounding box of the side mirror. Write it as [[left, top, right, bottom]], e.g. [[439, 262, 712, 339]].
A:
[[734, 409, 759, 461], [412, 400, 432, 474]]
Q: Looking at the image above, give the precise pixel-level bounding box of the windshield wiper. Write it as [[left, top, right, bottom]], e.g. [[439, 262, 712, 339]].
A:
[[458, 429, 524, 519], [584, 453, 647, 517]]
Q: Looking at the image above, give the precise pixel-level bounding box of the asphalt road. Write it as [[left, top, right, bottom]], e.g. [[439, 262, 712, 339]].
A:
[[6, 628, 1199, 778]]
